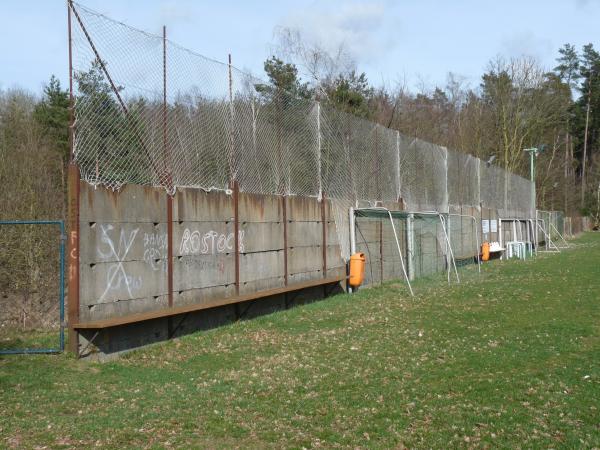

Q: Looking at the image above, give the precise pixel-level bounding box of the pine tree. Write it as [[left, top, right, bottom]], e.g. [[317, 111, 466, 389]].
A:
[[553, 44, 579, 212], [33, 75, 69, 160], [576, 44, 600, 207]]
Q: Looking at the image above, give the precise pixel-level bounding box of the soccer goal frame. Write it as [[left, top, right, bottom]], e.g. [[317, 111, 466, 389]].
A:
[[349, 207, 460, 297]]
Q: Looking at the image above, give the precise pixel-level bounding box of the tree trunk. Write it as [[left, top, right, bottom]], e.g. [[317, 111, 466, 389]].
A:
[[564, 132, 569, 213], [581, 88, 592, 207]]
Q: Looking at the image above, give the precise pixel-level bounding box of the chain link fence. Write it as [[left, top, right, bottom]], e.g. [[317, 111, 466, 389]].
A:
[[70, 2, 537, 262]]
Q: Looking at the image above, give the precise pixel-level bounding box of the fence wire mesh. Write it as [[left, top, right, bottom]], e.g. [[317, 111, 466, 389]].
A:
[[447, 214, 479, 262], [447, 150, 479, 209], [411, 215, 448, 278], [71, 2, 538, 262], [0, 222, 64, 353]]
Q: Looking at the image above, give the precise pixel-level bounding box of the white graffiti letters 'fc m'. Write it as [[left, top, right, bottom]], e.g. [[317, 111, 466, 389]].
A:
[[97, 224, 142, 302], [180, 229, 245, 256]]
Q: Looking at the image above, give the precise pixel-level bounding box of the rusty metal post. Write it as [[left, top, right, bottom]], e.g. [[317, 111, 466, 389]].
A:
[[321, 193, 328, 298], [227, 54, 240, 297], [228, 54, 235, 183], [375, 125, 383, 285], [379, 219, 383, 285], [233, 181, 240, 295], [282, 195, 288, 286], [67, 165, 80, 354], [67, 1, 80, 355], [321, 194, 327, 278], [163, 26, 174, 313]]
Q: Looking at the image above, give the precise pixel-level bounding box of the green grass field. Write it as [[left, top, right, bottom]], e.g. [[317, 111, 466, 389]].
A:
[[1, 233, 599, 448]]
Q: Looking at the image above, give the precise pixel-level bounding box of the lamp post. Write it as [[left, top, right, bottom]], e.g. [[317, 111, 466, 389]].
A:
[[524, 148, 539, 216], [524, 146, 545, 249], [524, 146, 546, 213]]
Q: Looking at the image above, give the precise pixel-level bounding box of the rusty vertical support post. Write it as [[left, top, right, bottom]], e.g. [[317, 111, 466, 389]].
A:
[[321, 193, 327, 278], [463, 206, 468, 260], [164, 26, 174, 313], [396, 130, 401, 204], [167, 197, 173, 307], [321, 193, 328, 297], [375, 125, 383, 285], [379, 219, 383, 285], [228, 54, 235, 182], [233, 181, 240, 296], [67, 1, 80, 355], [228, 54, 240, 298], [67, 165, 80, 354], [282, 195, 288, 287], [163, 26, 175, 339]]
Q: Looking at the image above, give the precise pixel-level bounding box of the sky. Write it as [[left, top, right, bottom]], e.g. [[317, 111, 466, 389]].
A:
[[2, 0, 600, 95]]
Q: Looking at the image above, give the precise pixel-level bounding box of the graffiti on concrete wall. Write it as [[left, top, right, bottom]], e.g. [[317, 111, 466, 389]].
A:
[[142, 231, 168, 272], [179, 229, 245, 256], [96, 224, 245, 301], [97, 224, 142, 302]]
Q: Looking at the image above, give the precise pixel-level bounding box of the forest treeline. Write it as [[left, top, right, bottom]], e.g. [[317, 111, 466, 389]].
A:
[[1, 44, 600, 220], [264, 39, 600, 218], [1, 38, 599, 329], [0, 77, 67, 329]]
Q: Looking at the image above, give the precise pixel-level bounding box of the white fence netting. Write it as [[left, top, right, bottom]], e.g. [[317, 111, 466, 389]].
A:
[[70, 2, 535, 261]]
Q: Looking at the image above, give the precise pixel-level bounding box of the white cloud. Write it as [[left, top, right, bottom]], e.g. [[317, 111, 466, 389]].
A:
[[279, 1, 397, 64]]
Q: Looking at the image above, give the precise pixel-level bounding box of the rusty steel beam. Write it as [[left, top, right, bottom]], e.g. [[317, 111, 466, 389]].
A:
[[321, 194, 327, 278], [379, 219, 383, 285], [162, 26, 174, 314], [233, 181, 240, 295], [68, 1, 74, 161], [228, 54, 236, 182], [67, 2, 80, 355], [162, 25, 171, 189], [167, 196, 173, 308], [67, 164, 80, 354], [282, 195, 288, 286]]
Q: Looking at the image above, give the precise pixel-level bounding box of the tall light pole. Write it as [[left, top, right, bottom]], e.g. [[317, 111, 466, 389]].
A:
[[524, 147, 539, 216], [524, 146, 545, 249], [524, 145, 547, 212]]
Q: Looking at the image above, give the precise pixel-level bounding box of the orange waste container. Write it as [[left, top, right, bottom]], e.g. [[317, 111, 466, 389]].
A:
[[481, 242, 490, 262], [349, 252, 366, 287]]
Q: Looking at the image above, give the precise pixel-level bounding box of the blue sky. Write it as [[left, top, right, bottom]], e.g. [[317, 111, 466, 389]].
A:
[[2, 0, 600, 95]]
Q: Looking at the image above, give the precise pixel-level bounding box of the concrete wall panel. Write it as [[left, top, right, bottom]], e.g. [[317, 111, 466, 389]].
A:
[[174, 253, 234, 291], [176, 284, 236, 308], [288, 246, 323, 274], [288, 222, 322, 247], [239, 192, 282, 222], [287, 196, 321, 221], [79, 295, 169, 322], [175, 188, 233, 222], [80, 182, 165, 223], [80, 260, 168, 306], [240, 251, 284, 282], [240, 222, 283, 253]]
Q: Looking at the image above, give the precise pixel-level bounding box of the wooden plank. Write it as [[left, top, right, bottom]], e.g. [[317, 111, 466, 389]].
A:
[[73, 275, 345, 329]]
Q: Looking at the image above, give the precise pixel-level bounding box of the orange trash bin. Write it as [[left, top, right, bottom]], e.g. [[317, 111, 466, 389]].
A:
[[481, 242, 490, 262], [349, 252, 366, 287]]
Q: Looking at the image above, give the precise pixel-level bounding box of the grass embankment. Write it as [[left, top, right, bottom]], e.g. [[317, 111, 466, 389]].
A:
[[1, 233, 599, 448]]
